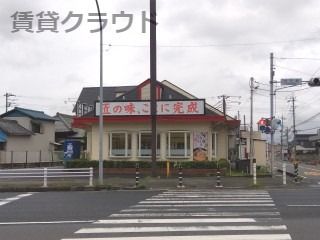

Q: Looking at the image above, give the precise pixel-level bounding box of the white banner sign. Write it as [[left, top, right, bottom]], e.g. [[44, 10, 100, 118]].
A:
[[95, 100, 205, 116]]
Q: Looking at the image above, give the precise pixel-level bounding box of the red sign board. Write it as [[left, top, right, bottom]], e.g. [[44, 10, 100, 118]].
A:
[[95, 100, 205, 116]]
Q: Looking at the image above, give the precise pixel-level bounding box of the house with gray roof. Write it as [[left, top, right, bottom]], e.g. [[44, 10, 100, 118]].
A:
[[0, 119, 33, 147], [54, 112, 86, 150], [0, 107, 57, 165]]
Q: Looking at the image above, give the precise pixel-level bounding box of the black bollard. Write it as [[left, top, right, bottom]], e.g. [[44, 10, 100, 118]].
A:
[[294, 162, 299, 183], [177, 164, 184, 188], [135, 163, 140, 188], [216, 168, 223, 188]]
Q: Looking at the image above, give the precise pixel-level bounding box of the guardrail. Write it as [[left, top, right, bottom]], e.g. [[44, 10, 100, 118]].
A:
[[0, 168, 93, 187]]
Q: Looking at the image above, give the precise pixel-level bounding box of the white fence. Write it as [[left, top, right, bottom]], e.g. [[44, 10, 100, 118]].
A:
[[0, 168, 93, 187]]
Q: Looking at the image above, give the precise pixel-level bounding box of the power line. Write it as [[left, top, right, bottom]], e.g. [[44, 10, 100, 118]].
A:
[[274, 65, 313, 76], [254, 80, 269, 86], [16, 95, 62, 100], [276, 57, 320, 61], [297, 127, 320, 132], [296, 112, 320, 127], [254, 92, 269, 97], [106, 37, 320, 48], [276, 87, 310, 93], [311, 65, 320, 77]]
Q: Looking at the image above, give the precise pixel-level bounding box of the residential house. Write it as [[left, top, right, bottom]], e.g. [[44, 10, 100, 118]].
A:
[[54, 112, 86, 150], [0, 107, 56, 164]]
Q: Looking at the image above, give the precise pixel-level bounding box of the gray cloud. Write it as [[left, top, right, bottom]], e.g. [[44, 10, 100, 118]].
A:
[[1, 0, 320, 134]]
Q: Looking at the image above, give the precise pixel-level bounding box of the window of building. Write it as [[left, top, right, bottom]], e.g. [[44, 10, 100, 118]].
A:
[[31, 122, 42, 134], [0, 142, 6, 151], [139, 132, 160, 157], [115, 92, 125, 98], [76, 102, 83, 116], [167, 131, 190, 158], [110, 132, 131, 157], [212, 132, 218, 158]]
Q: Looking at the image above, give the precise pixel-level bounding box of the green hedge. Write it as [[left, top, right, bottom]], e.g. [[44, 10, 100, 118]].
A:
[[65, 159, 229, 169]]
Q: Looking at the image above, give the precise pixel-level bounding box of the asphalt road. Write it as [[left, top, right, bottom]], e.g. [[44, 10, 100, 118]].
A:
[[270, 187, 320, 240], [0, 188, 319, 240], [0, 191, 159, 240]]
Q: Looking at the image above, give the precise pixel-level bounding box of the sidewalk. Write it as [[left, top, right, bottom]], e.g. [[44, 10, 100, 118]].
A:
[[0, 173, 311, 192]]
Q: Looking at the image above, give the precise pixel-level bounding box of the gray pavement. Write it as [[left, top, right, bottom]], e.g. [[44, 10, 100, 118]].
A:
[[0, 171, 312, 191], [103, 173, 310, 190]]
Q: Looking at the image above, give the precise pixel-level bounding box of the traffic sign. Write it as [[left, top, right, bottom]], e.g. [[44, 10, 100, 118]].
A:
[[281, 78, 302, 86]]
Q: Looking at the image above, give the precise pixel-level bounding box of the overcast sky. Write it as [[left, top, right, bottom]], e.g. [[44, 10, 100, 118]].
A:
[[1, 0, 320, 135]]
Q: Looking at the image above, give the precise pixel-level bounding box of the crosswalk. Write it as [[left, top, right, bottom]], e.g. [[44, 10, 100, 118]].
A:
[[62, 190, 292, 240]]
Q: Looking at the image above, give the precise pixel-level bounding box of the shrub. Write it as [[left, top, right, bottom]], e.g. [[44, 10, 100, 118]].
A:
[[65, 159, 227, 169]]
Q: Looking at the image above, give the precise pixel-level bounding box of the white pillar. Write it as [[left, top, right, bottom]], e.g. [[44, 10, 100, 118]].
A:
[[160, 132, 166, 160], [208, 131, 212, 160], [104, 131, 109, 160], [283, 163, 287, 185], [189, 132, 193, 160], [131, 132, 138, 161], [43, 168, 48, 188], [253, 159, 257, 185], [86, 130, 92, 160]]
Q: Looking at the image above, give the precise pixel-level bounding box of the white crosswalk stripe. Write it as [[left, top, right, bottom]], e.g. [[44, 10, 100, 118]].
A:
[[0, 193, 34, 206], [61, 190, 292, 240]]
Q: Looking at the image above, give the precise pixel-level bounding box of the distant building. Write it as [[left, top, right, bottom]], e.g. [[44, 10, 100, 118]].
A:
[[73, 79, 240, 162], [240, 130, 268, 167], [309, 129, 320, 151], [293, 133, 317, 154], [309, 130, 320, 161]]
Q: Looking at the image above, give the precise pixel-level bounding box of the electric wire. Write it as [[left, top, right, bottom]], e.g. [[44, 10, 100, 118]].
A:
[[297, 127, 320, 132], [296, 112, 320, 127], [274, 65, 313, 76], [106, 37, 320, 48]]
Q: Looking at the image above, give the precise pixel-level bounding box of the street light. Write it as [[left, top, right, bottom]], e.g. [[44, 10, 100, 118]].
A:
[[94, 0, 104, 185]]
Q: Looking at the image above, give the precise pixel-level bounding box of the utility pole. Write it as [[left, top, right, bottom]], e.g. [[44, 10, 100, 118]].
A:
[[286, 127, 289, 161], [218, 95, 241, 118], [4, 93, 15, 112], [288, 96, 297, 162], [218, 95, 228, 119], [280, 115, 284, 162], [94, 0, 104, 185], [249, 78, 254, 165], [150, 0, 157, 177], [217, 94, 241, 162], [270, 52, 275, 176], [250, 77, 256, 184], [238, 111, 241, 160]]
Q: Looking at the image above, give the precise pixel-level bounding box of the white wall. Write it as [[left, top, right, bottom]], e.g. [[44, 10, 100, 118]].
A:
[[1, 117, 55, 163], [87, 122, 230, 161]]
